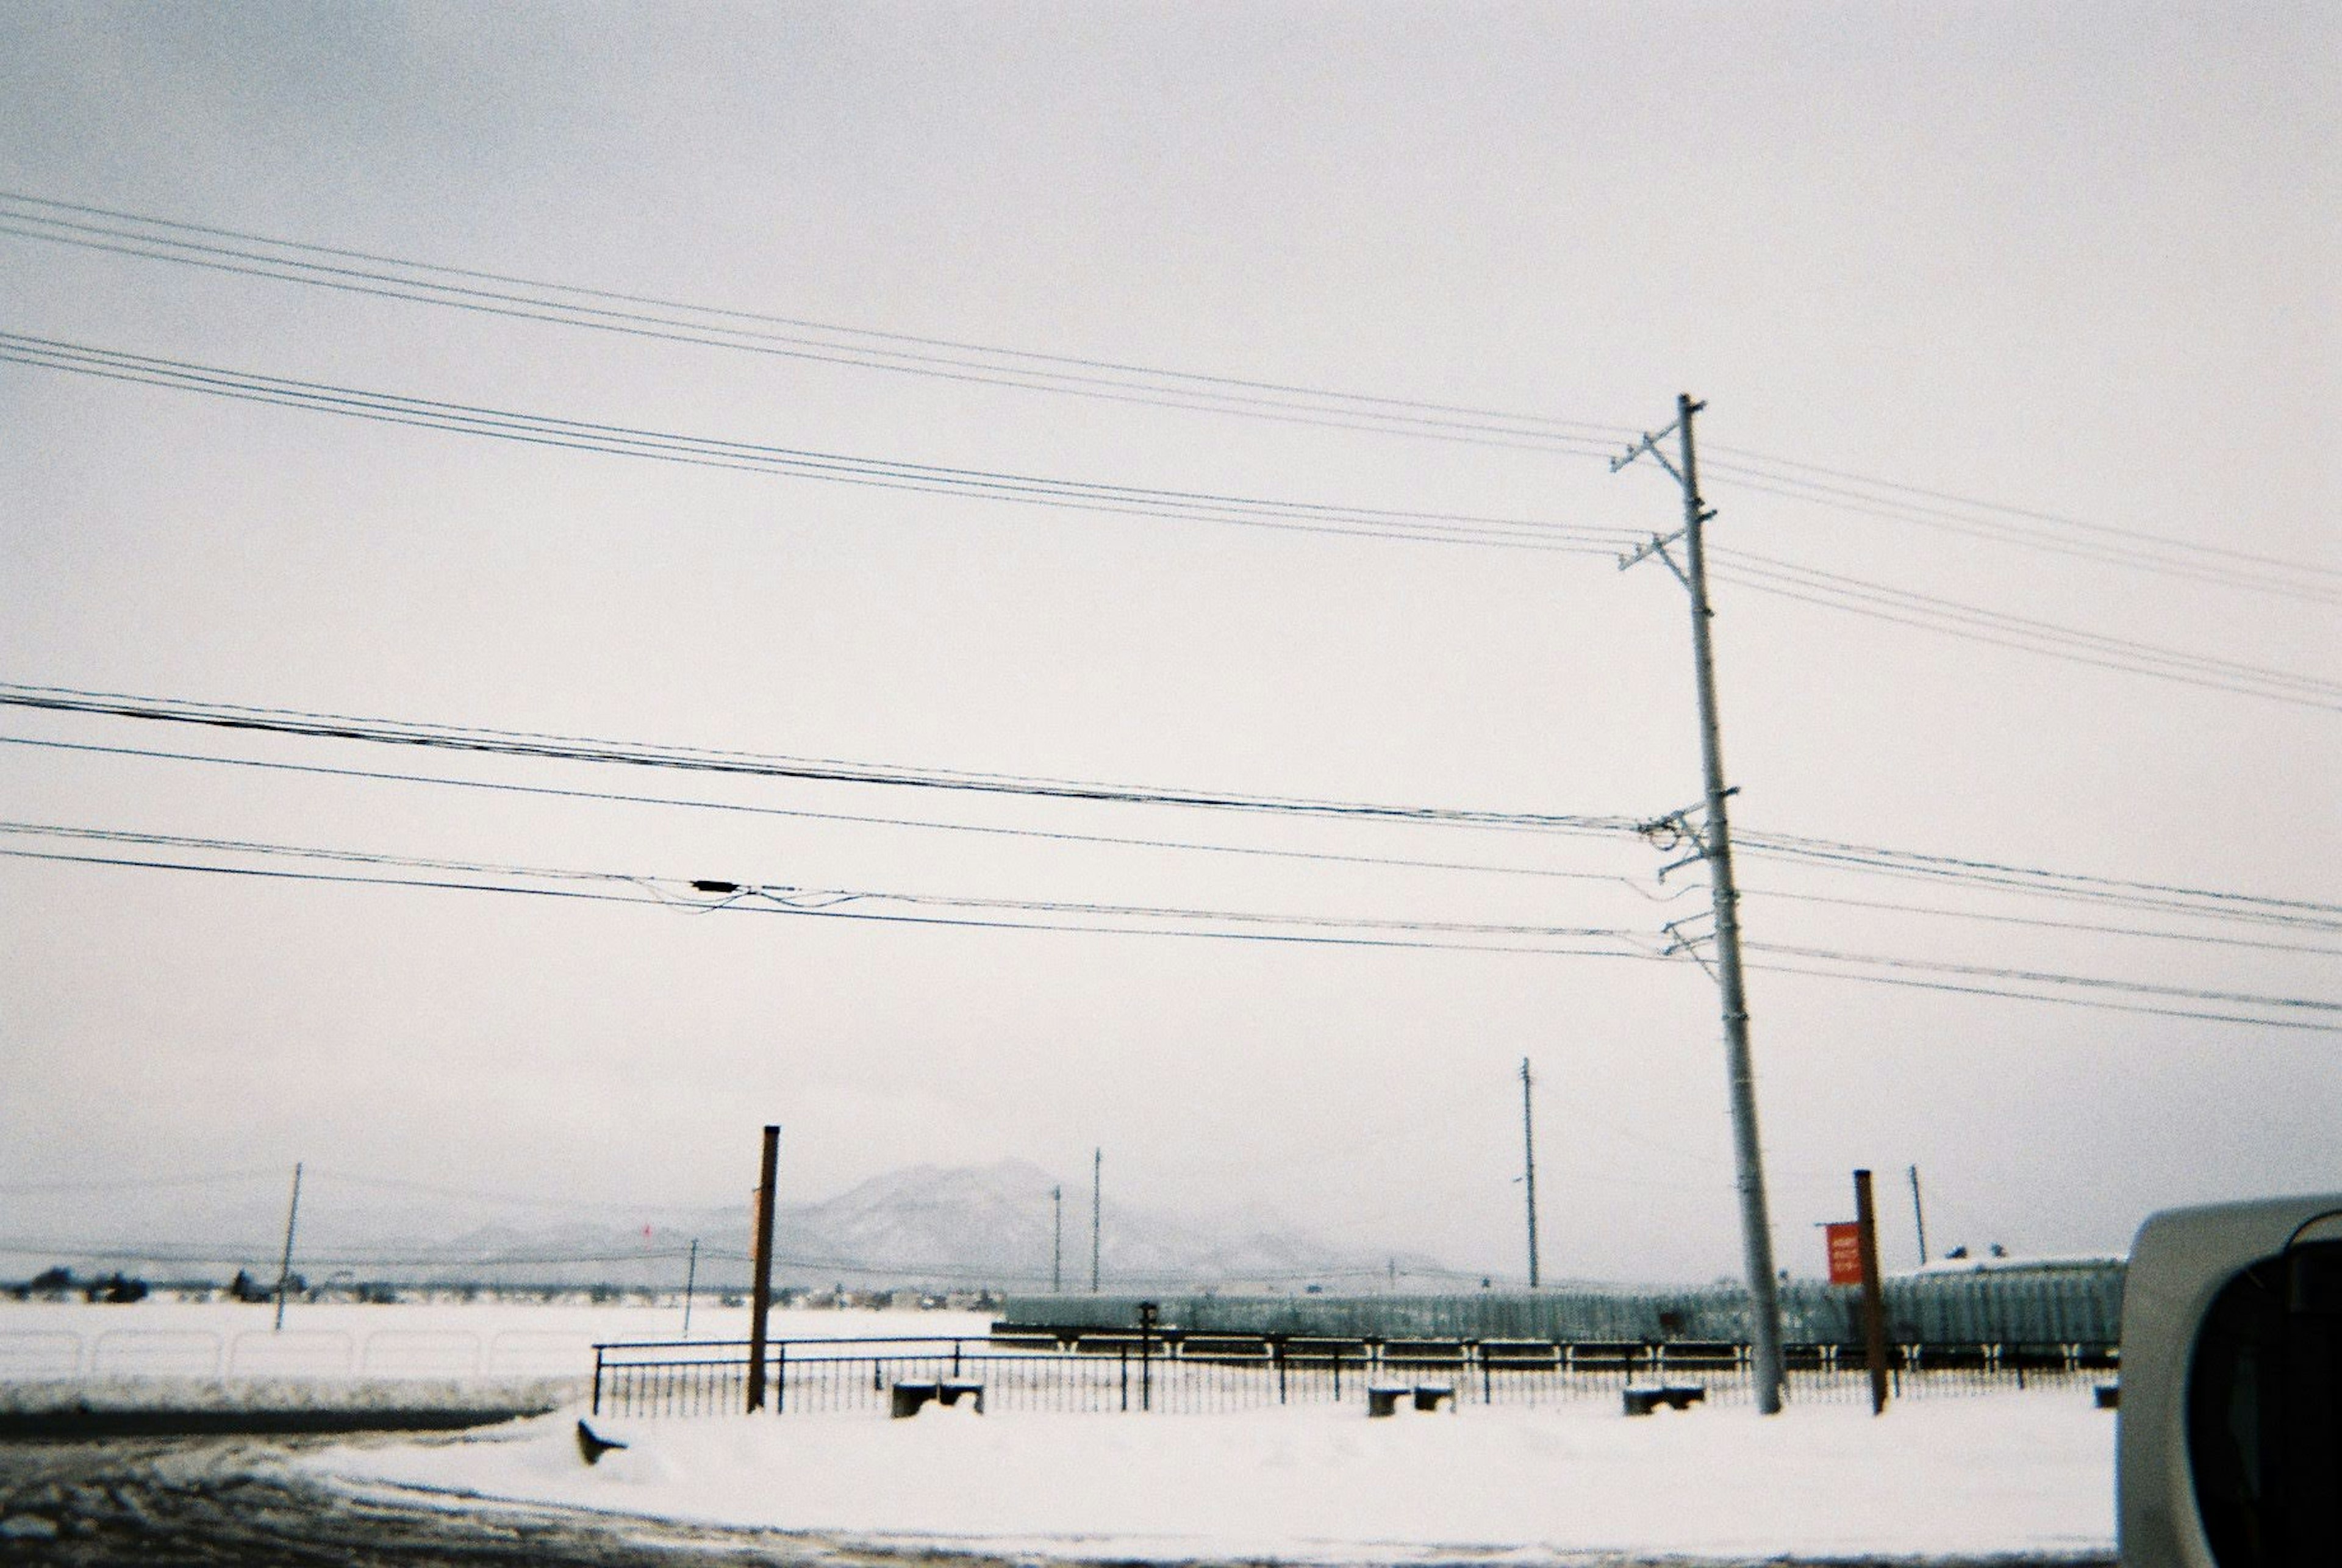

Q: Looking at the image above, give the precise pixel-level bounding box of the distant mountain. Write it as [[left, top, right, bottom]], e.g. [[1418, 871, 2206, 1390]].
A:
[[20, 1159, 1446, 1293]]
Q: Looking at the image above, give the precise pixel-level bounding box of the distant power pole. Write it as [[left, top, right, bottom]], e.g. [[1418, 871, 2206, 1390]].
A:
[[1908, 1165, 1929, 1266], [1519, 1058, 1541, 1289], [1051, 1184, 1064, 1293], [1614, 395, 1786, 1416], [1090, 1148, 1102, 1293], [271, 1161, 303, 1331], [747, 1124, 781, 1413]]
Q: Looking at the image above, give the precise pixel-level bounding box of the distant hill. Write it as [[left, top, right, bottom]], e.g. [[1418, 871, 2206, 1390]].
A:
[[19, 1158, 1446, 1293]]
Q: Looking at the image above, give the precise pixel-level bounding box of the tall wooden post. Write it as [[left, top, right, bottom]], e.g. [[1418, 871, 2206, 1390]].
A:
[[747, 1124, 780, 1412], [1855, 1168, 1890, 1414]]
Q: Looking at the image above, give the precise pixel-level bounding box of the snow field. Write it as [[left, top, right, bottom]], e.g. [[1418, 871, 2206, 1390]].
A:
[[321, 1390, 2117, 1562]]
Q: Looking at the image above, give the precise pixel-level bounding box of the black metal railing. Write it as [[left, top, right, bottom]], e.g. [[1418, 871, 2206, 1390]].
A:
[[589, 1330, 2116, 1419]]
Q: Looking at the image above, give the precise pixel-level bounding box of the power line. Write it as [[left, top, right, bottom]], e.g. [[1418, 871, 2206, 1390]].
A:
[[1740, 883, 2342, 959], [10, 329, 2329, 711], [1740, 940, 2342, 1016], [13, 330, 2322, 711], [1733, 829, 2342, 931], [1705, 550, 2341, 711], [10, 682, 2329, 939], [0, 733, 1663, 893], [1703, 462, 2338, 607], [1700, 445, 2342, 584], [5, 809, 2334, 1032], [9, 730, 2327, 961], [8, 190, 2327, 595], [0, 192, 1635, 456], [0, 334, 1636, 555], [0, 826, 1660, 961], [0, 680, 1642, 835]]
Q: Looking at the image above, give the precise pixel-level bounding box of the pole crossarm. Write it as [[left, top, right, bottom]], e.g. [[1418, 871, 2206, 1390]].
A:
[[1608, 415, 1689, 480]]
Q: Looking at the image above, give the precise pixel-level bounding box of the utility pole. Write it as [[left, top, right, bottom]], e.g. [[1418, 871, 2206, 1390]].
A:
[[1519, 1057, 1541, 1289], [271, 1161, 303, 1331], [1051, 1184, 1064, 1293], [1613, 395, 1785, 1414], [747, 1124, 780, 1412], [1908, 1165, 1928, 1266], [1854, 1169, 1890, 1415], [1090, 1148, 1102, 1293], [681, 1237, 700, 1339]]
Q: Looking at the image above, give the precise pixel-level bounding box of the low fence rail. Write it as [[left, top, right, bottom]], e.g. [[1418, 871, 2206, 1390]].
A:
[[0, 1326, 595, 1380], [590, 1331, 2118, 1419]]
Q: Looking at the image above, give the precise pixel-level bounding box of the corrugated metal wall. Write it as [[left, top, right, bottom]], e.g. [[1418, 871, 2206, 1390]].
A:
[[1000, 1265, 2124, 1346]]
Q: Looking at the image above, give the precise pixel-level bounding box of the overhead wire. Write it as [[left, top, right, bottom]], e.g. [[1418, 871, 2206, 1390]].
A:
[[5, 190, 2329, 597], [10, 330, 2325, 711], [0, 192, 1638, 454], [0, 733, 1664, 894], [1704, 550, 2340, 711], [0, 332, 1640, 556], [2, 820, 2332, 1032], [0, 680, 1643, 836]]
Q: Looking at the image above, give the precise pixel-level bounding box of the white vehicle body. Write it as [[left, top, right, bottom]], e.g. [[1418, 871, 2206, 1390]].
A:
[[2118, 1192, 2342, 1566]]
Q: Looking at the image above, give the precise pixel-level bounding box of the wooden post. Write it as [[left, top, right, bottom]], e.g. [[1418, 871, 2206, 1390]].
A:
[[747, 1124, 780, 1412], [1855, 1169, 1890, 1414]]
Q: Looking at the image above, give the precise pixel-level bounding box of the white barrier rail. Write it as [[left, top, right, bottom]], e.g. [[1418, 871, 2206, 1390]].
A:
[[0, 1326, 600, 1381]]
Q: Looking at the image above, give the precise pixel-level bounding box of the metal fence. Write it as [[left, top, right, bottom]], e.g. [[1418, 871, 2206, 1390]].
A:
[[589, 1331, 2117, 1419], [999, 1269, 2127, 1348]]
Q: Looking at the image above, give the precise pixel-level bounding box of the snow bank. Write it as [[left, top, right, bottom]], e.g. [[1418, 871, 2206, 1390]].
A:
[[318, 1392, 2115, 1562]]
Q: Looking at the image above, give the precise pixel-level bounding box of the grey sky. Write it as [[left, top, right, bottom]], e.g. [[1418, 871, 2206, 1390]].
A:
[[2, 3, 2335, 1284]]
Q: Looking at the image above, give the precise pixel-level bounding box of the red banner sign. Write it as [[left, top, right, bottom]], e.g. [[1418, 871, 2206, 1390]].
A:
[[1826, 1222, 1864, 1286]]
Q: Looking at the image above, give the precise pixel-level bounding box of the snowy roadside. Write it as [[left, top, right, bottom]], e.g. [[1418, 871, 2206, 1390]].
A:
[[313, 1391, 2116, 1564]]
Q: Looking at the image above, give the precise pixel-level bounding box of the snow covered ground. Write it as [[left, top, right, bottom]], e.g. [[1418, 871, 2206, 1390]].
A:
[[320, 1391, 2116, 1563]]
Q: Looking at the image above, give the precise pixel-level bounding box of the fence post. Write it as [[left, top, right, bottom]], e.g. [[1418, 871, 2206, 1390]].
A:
[[592, 1347, 604, 1416], [1275, 1337, 1287, 1404], [1481, 1342, 1493, 1405], [1120, 1346, 1129, 1412], [1138, 1302, 1156, 1414], [776, 1342, 787, 1413], [1331, 1345, 1341, 1402]]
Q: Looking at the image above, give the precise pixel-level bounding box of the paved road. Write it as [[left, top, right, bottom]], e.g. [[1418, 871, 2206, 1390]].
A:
[[0, 1437, 956, 1567], [0, 1436, 2115, 1567]]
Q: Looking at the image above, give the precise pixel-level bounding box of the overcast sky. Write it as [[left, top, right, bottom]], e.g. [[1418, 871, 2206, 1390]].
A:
[[2, 2, 2335, 1286]]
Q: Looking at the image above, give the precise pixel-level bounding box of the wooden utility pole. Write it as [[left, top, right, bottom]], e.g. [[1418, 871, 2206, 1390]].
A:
[[1090, 1148, 1102, 1292], [1519, 1057, 1541, 1289], [1051, 1184, 1063, 1292], [1855, 1168, 1890, 1414], [746, 1125, 780, 1412], [1613, 396, 1785, 1414], [272, 1161, 303, 1331], [681, 1237, 700, 1339]]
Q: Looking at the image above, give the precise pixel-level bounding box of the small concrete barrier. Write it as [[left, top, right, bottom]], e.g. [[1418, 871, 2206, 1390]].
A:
[[1367, 1383, 1456, 1417], [1622, 1383, 1705, 1416], [889, 1380, 984, 1418]]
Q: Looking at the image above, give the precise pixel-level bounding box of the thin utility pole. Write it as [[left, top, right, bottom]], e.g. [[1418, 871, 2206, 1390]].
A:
[[1613, 395, 1785, 1414], [1854, 1169, 1890, 1415], [747, 1124, 780, 1412], [1090, 1148, 1102, 1293], [1051, 1184, 1064, 1293], [272, 1161, 303, 1331], [1908, 1165, 1929, 1266], [681, 1237, 700, 1339], [1520, 1057, 1541, 1289]]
